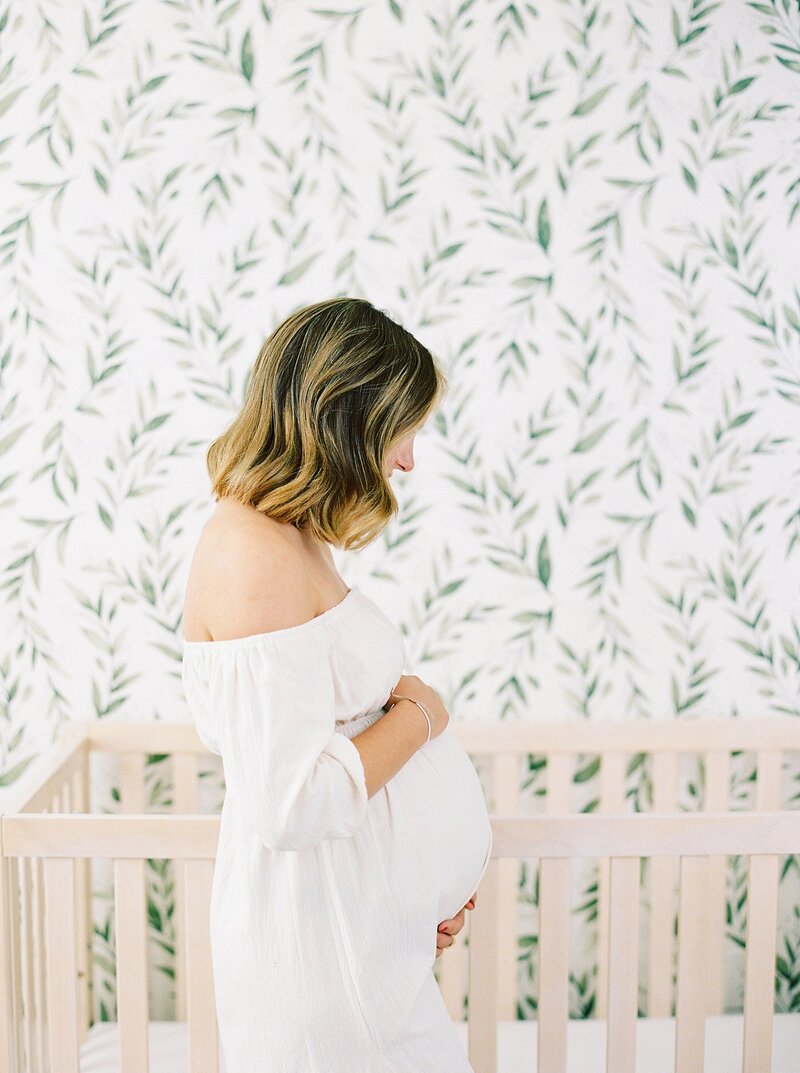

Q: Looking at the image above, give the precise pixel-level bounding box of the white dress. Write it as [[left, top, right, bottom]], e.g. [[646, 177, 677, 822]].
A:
[[181, 585, 493, 1073]]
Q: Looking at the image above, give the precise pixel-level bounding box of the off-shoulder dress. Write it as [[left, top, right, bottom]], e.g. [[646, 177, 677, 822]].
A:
[[181, 585, 493, 1073]]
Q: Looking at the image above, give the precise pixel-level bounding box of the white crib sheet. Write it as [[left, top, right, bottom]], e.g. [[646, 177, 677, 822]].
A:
[[453, 1014, 800, 1072], [78, 1014, 800, 1072]]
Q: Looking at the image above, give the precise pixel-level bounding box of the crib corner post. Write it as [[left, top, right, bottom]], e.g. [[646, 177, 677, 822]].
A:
[[0, 816, 18, 1073]]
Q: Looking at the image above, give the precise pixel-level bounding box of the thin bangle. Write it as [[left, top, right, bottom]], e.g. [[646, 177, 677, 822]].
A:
[[389, 693, 432, 747]]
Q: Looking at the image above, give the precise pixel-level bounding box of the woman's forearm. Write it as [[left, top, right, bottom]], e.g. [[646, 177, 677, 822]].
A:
[[349, 700, 428, 799]]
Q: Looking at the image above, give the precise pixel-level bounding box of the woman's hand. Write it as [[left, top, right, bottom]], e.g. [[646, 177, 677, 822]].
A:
[[383, 674, 450, 740], [435, 891, 477, 958]]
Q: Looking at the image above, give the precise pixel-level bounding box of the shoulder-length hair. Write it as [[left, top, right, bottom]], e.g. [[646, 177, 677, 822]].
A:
[[206, 296, 448, 551]]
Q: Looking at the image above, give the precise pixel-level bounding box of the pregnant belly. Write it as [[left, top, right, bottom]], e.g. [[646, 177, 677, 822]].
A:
[[390, 725, 493, 921], [323, 715, 493, 1049]]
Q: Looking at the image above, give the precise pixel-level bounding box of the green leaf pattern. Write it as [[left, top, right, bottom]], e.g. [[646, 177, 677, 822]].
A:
[[1, 0, 799, 1026]]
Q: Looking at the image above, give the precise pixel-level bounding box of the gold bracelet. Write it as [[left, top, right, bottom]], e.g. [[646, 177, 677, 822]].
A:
[[389, 693, 432, 746]]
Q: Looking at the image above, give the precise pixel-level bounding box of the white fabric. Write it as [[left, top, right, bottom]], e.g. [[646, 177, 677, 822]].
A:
[[77, 1015, 800, 1073], [181, 586, 494, 1073]]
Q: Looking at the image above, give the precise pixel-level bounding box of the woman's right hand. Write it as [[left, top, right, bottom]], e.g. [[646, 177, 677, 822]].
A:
[[383, 674, 450, 741]]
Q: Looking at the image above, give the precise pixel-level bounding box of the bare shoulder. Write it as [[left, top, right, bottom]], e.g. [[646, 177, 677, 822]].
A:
[[183, 510, 316, 642]]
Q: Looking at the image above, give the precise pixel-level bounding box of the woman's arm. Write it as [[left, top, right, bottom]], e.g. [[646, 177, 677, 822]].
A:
[[349, 699, 429, 799]]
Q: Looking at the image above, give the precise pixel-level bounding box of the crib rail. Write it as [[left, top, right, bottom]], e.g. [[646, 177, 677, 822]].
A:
[[0, 720, 94, 1073], [0, 720, 215, 1073], [444, 715, 800, 1026], [1, 717, 799, 1073], [2, 808, 799, 1073], [468, 811, 800, 1073]]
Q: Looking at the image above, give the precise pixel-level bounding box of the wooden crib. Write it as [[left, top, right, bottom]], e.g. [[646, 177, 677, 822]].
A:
[[1, 716, 799, 1073]]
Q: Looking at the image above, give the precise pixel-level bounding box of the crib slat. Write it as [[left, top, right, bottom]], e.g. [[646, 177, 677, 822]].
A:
[[81, 759, 94, 1036], [9, 855, 24, 1072], [494, 752, 520, 1024], [35, 853, 46, 1073], [606, 855, 639, 1073], [21, 857, 35, 1073], [538, 856, 571, 1073], [675, 855, 710, 1071], [184, 858, 219, 1073], [0, 845, 19, 1073], [744, 749, 781, 1072], [71, 765, 91, 1043], [536, 752, 573, 1070], [173, 751, 198, 1025], [703, 750, 730, 1017], [648, 750, 677, 1018], [597, 751, 626, 1021], [116, 752, 149, 1070], [44, 857, 79, 1073], [545, 752, 572, 813], [704, 750, 730, 811], [173, 752, 199, 814], [755, 750, 782, 810], [114, 857, 150, 1073], [742, 853, 779, 1072], [120, 753, 146, 814], [467, 854, 499, 1073]]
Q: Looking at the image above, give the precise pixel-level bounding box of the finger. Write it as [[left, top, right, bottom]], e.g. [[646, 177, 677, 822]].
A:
[[436, 933, 456, 954], [438, 911, 465, 936], [448, 916, 466, 936]]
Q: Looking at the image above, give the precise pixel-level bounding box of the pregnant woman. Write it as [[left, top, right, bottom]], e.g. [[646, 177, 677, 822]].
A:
[[181, 296, 493, 1073]]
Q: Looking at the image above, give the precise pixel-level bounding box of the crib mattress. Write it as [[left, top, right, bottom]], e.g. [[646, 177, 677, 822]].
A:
[[78, 1013, 800, 1072]]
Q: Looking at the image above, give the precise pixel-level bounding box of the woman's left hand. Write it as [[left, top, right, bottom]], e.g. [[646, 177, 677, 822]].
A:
[[435, 891, 477, 958]]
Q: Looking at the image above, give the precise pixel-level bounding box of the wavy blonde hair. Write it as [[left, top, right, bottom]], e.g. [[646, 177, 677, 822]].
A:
[[206, 297, 448, 551]]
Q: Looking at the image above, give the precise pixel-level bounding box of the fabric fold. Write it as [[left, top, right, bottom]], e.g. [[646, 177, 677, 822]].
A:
[[193, 626, 369, 851]]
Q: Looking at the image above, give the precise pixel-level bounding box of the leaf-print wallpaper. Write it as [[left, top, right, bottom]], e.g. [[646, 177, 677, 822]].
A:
[[1, 0, 799, 1024]]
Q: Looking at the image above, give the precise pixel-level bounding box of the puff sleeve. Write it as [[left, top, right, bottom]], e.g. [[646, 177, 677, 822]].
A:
[[186, 623, 369, 852]]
